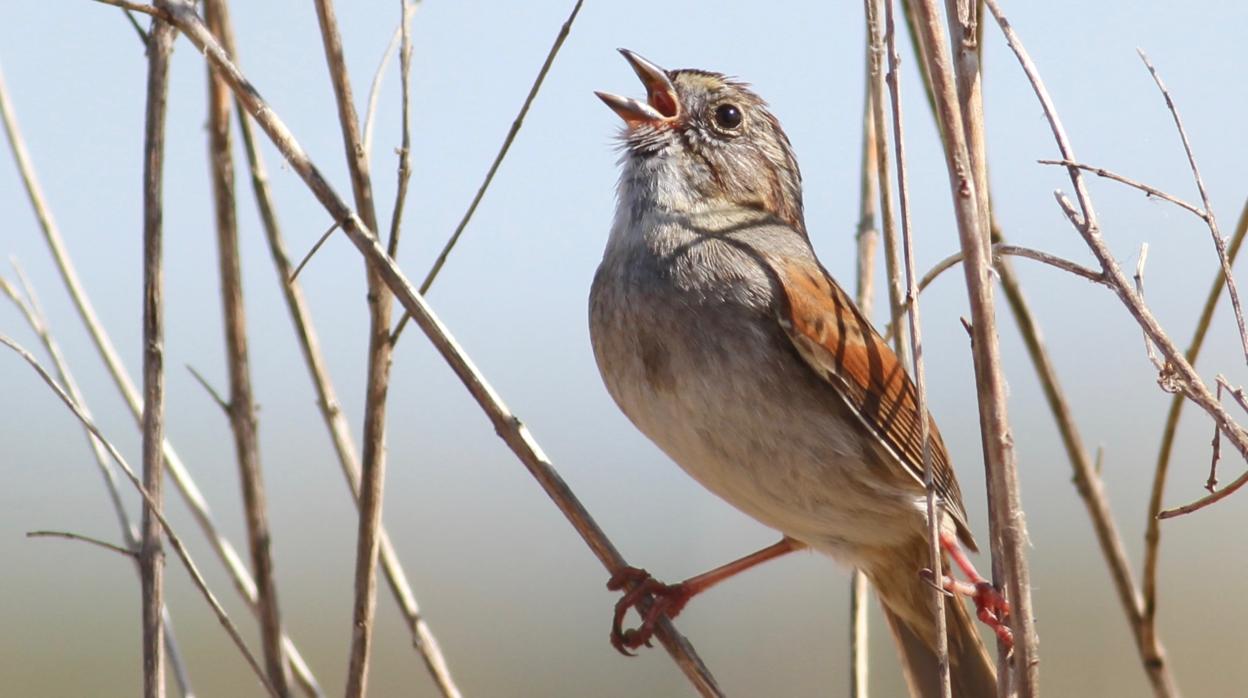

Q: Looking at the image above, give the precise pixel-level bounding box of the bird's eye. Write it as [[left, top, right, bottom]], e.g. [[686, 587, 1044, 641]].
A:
[[712, 103, 743, 132]]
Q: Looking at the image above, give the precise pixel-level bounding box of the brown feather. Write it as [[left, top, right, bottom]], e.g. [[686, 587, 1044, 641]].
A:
[[772, 257, 977, 550]]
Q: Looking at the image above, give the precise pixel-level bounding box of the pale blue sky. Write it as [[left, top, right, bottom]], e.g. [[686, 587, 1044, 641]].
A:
[[2, 1, 1247, 696]]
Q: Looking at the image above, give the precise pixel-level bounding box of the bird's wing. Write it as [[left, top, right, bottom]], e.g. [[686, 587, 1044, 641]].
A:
[[771, 256, 976, 549]]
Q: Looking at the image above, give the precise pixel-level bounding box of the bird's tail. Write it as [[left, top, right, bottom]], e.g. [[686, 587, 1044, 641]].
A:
[[866, 539, 998, 698]]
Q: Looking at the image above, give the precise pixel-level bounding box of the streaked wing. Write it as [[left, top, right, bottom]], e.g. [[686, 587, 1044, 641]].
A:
[[772, 257, 976, 549]]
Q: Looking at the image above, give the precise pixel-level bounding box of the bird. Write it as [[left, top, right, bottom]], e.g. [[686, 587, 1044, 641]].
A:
[[588, 49, 1009, 698]]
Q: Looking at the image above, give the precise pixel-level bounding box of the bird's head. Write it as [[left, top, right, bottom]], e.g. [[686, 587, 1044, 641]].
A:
[[597, 50, 805, 235]]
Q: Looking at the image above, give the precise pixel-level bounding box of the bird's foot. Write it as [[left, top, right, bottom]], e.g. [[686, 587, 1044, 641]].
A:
[[606, 566, 693, 656], [938, 531, 1014, 651]]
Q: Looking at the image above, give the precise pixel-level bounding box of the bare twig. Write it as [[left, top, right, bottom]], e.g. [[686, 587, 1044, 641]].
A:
[[2, 269, 136, 545], [882, 241, 1106, 341], [288, 222, 339, 283], [386, 0, 416, 258], [909, 0, 1038, 688], [361, 1, 421, 163], [854, 60, 879, 320], [91, 0, 161, 16], [866, 0, 908, 359], [899, 10, 1181, 687], [214, 1, 459, 691], [309, 1, 396, 693], [391, 0, 586, 342], [882, 0, 949, 692], [849, 35, 878, 698], [2, 269, 196, 698], [186, 364, 230, 413], [849, 571, 870, 698], [139, 19, 175, 697], [1132, 244, 1167, 375], [993, 228, 1180, 697], [985, 0, 1248, 520], [1216, 375, 1248, 414], [1208, 380, 1227, 493], [123, 8, 149, 42], [204, 2, 291, 693], [27, 530, 137, 559], [0, 336, 278, 698], [0, 30, 323, 698], [1138, 50, 1248, 365], [1037, 159, 1204, 219], [147, 6, 722, 692], [942, 0, 990, 261], [1143, 197, 1248, 682]]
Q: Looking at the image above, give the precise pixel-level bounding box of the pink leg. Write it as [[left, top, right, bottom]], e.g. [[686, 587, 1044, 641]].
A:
[[606, 537, 805, 655], [939, 531, 1014, 650]]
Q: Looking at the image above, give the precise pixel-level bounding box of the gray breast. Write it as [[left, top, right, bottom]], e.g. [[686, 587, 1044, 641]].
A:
[[588, 219, 925, 555]]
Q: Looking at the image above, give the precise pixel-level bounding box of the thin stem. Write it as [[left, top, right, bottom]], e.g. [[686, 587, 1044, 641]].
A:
[[1037, 159, 1204, 219], [27, 530, 137, 559], [909, 1, 1039, 690], [204, 2, 291, 693], [1138, 50, 1248, 366], [986, 0, 1248, 499], [0, 26, 325, 698], [391, 0, 586, 342], [361, 1, 421, 163], [1, 269, 195, 697], [386, 0, 416, 259], [309, 1, 394, 694], [139, 18, 175, 698], [849, 34, 877, 698], [1143, 196, 1248, 685], [866, 0, 908, 359], [288, 222, 339, 283], [150, 6, 722, 691], [216, 0, 459, 689], [882, 0, 950, 693], [882, 242, 1106, 342], [993, 226, 1179, 697], [0, 336, 278, 698]]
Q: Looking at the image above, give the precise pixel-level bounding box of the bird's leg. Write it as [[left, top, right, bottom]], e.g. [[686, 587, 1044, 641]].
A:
[[937, 531, 1013, 649], [607, 536, 805, 655]]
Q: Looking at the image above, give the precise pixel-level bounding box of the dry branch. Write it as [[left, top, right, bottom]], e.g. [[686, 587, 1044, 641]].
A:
[[984, 0, 1248, 522], [139, 3, 722, 692], [0, 271, 195, 698], [1138, 50, 1248, 365], [1143, 202, 1248, 603], [204, 2, 292, 693], [391, 0, 585, 341], [206, 1, 459, 690], [1037, 159, 1203, 219], [308, 0, 394, 693], [881, 0, 951, 692], [0, 335, 279, 698], [866, 0, 908, 360], [992, 231, 1180, 697], [849, 30, 878, 698], [907, 1, 1039, 690], [0, 20, 324, 696], [139, 19, 174, 697]]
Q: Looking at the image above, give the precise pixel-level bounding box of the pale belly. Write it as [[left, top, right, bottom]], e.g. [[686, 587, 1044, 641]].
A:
[[589, 266, 925, 559]]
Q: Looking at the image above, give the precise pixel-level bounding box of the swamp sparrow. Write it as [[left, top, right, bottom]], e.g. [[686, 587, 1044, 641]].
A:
[[589, 50, 1007, 697]]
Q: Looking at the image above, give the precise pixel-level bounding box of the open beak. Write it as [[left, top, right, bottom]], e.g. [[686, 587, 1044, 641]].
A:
[[595, 49, 680, 128]]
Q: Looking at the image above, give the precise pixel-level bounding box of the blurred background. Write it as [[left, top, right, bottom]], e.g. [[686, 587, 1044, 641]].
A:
[[3, 1, 1247, 696]]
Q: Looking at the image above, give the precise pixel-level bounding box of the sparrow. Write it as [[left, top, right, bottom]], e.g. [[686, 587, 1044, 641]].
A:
[[589, 50, 1008, 698]]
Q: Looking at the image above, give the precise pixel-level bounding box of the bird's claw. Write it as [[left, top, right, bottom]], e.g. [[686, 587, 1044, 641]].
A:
[[970, 581, 1014, 650], [607, 566, 692, 656]]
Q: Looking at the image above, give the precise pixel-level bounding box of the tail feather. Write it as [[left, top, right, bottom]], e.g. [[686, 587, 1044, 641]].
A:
[[879, 590, 998, 698], [866, 539, 998, 698]]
